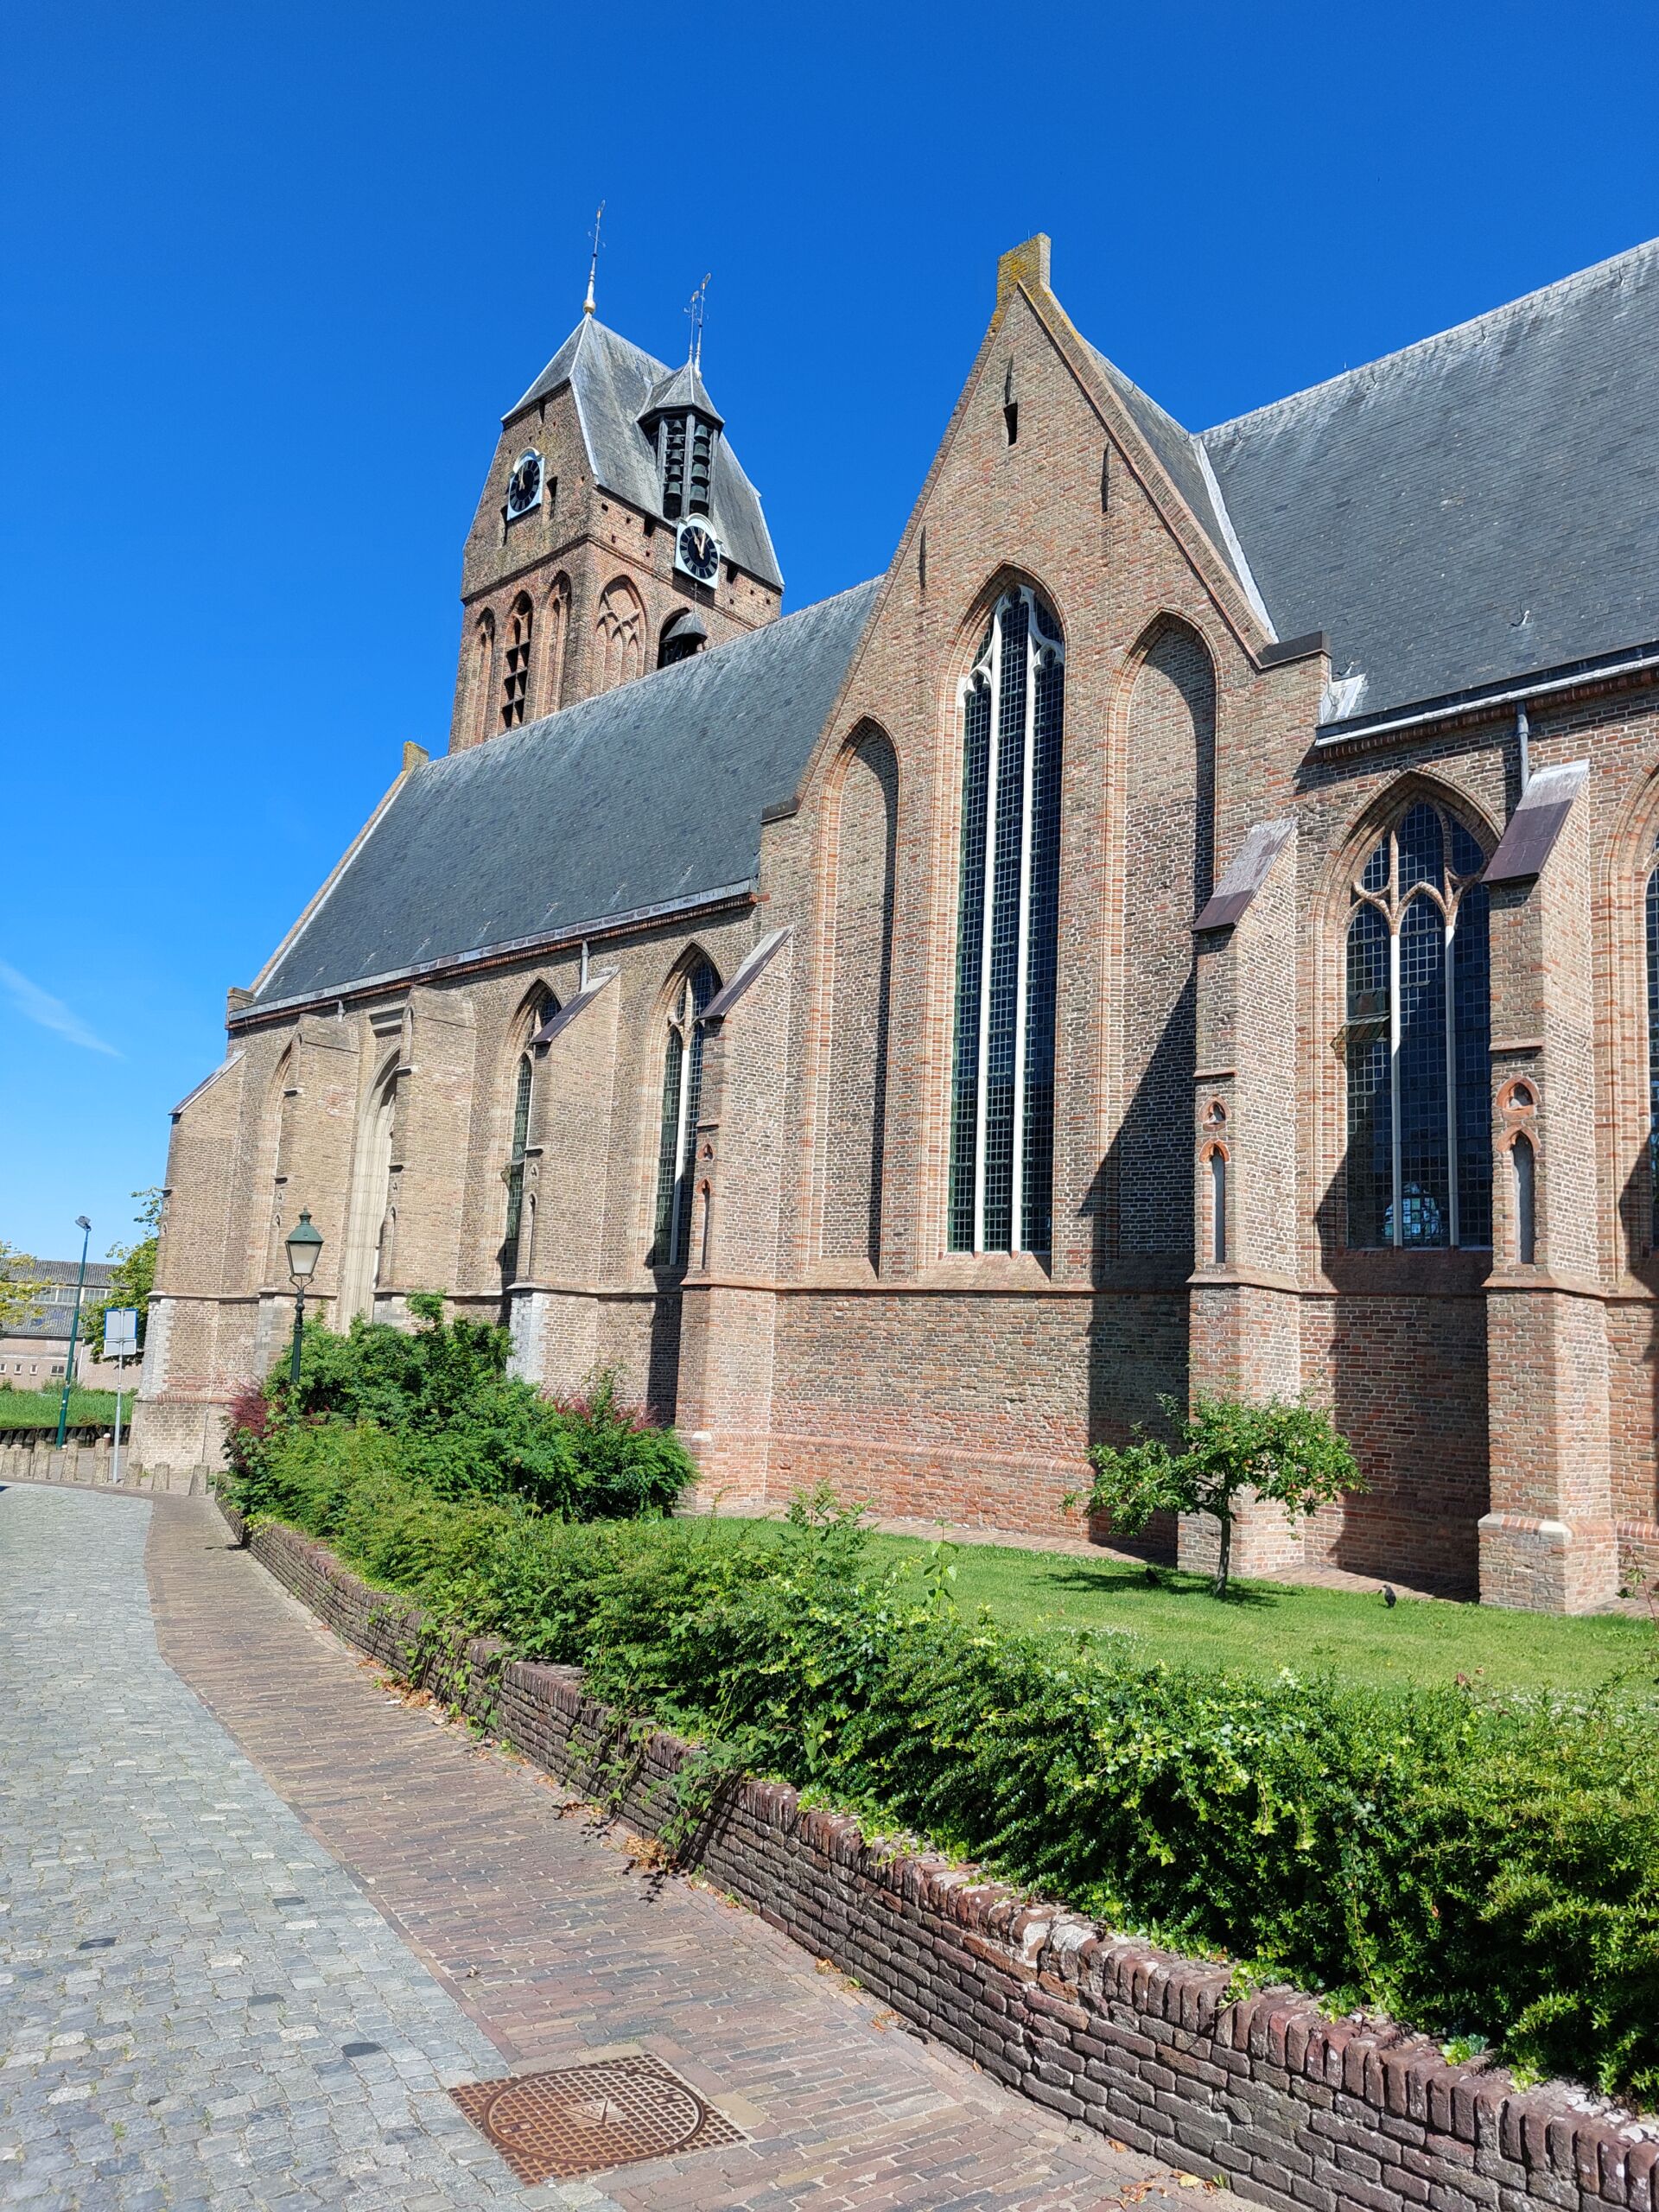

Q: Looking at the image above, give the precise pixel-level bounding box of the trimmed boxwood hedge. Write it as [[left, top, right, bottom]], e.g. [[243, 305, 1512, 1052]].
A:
[[223, 1441, 1659, 2107]]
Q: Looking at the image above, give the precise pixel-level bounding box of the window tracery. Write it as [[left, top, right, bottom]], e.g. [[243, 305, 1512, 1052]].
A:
[[503, 995, 554, 1285], [1344, 800, 1491, 1248], [949, 587, 1064, 1254], [652, 960, 720, 1268], [595, 580, 645, 691]]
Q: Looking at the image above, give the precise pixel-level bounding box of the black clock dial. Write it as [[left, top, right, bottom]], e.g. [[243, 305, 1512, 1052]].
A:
[[506, 452, 542, 515], [677, 523, 719, 581]]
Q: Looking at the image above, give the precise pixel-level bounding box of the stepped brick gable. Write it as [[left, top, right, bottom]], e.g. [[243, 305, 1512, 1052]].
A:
[[136, 235, 1659, 1610]]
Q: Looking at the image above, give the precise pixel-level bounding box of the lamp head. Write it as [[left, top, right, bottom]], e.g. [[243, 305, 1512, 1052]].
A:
[[285, 1210, 324, 1283], [75, 1215, 91, 1232]]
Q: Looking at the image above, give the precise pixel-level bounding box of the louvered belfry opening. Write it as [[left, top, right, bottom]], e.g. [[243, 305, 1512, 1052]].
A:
[[501, 594, 534, 728]]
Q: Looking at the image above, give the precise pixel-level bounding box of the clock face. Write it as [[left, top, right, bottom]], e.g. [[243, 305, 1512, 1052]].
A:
[[506, 449, 543, 517], [676, 520, 721, 582]]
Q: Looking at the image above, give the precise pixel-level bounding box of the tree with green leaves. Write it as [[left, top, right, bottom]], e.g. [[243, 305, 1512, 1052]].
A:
[[0, 1241, 50, 1333], [1087, 1392, 1364, 1599], [80, 1188, 163, 1365]]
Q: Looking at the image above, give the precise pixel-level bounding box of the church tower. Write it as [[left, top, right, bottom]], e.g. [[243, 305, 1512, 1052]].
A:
[[448, 297, 784, 751]]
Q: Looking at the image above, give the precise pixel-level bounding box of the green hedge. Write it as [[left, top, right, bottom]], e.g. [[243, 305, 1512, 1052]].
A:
[[227, 1450, 1659, 2104], [228, 1294, 694, 1522], [0, 1387, 122, 1430]]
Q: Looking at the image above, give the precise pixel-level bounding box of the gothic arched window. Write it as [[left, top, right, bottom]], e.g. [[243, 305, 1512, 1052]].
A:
[[595, 580, 645, 692], [501, 594, 534, 728], [541, 575, 570, 715], [1647, 862, 1659, 1237], [651, 959, 720, 1267], [1344, 800, 1491, 1249], [471, 612, 495, 747], [948, 586, 1065, 1254], [503, 995, 554, 1284], [340, 1062, 399, 1319]]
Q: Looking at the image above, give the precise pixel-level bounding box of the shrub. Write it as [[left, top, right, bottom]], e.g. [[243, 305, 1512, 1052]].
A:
[[223, 1294, 693, 1523], [244, 1457, 1659, 2104]]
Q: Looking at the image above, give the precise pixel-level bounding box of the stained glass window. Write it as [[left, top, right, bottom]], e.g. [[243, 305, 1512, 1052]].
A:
[[948, 588, 1065, 1252], [1648, 866, 1659, 1238], [1344, 801, 1491, 1249], [652, 960, 720, 1267]]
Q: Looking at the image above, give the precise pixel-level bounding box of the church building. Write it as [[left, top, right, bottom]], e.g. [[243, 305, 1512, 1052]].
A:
[[132, 235, 1659, 1611]]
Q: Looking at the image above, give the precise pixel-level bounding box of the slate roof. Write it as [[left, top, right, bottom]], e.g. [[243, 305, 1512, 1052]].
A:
[[249, 582, 879, 1010], [510, 318, 780, 590], [643, 360, 722, 424], [1198, 238, 1659, 720]]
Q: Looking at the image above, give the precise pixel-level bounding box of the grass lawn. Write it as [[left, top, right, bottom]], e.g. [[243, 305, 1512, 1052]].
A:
[[686, 1513, 1652, 1698], [0, 1386, 124, 1430]]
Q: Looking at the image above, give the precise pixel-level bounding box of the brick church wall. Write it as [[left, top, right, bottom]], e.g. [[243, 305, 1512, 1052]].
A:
[[1117, 621, 1216, 1263]]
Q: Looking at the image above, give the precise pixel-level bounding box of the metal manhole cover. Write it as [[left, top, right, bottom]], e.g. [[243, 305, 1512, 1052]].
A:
[[451, 2052, 744, 2183]]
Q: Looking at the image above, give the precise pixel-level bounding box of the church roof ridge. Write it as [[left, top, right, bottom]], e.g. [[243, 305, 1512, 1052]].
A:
[[1202, 234, 1659, 442], [508, 312, 667, 419]]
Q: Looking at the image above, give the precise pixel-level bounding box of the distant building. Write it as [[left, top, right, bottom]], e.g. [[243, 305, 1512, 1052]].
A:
[[1, 1259, 122, 1389]]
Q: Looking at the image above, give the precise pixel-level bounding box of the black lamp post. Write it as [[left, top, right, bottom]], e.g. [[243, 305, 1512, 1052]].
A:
[[284, 1211, 323, 1386], [54, 1216, 93, 1448]]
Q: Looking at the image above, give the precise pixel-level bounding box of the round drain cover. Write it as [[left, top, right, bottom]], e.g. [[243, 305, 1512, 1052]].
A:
[[454, 2054, 741, 2183]]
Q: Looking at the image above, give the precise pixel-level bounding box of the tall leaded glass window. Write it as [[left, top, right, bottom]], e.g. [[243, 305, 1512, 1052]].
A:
[[652, 960, 719, 1267], [502, 1055, 533, 1281], [949, 586, 1065, 1253], [1344, 801, 1491, 1248], [503, 995, 554, 1284], [1647, 864, 1659, 1236]]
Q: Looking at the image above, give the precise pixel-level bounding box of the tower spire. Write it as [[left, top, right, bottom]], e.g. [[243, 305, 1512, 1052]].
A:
[[582, 201, 605, 317], [685, 271, 710, 368]]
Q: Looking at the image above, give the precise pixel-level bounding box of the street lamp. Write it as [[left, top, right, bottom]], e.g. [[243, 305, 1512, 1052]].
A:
[[284, 1211, 323, 1386], [54, 1215, 93, 1449]]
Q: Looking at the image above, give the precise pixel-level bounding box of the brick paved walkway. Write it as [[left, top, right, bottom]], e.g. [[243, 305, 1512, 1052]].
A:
[[4, 1480, 1207, 2210]]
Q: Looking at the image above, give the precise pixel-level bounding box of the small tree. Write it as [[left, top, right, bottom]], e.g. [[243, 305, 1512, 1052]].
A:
[[1088, 1393, 1364, 1599], [0, 1240, 49, 1333], [81, 1188, 163, 1364]]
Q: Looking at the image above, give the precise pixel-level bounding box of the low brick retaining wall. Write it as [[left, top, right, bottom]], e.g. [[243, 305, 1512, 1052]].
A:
[[0, 1439, 210, 1492], [232, 1508, 1658, 2212]]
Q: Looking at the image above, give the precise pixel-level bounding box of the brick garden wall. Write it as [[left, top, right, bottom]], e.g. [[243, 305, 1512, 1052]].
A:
[[237, 1508, 1658, 2212]]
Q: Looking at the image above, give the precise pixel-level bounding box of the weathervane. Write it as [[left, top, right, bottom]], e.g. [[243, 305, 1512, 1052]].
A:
[[582, 201, 605, 317], [685, 272, 711, 369]]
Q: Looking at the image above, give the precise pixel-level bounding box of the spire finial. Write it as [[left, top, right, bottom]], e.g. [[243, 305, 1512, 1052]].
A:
[[685, 271, 711, 369], [582, 201, 605, 316]]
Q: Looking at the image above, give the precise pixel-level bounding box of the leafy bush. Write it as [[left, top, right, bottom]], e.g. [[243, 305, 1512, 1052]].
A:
[[243, 1455, 1659, 2104], [1089, 1394, 1364, 1597], [224, 1294, 693, 1523]]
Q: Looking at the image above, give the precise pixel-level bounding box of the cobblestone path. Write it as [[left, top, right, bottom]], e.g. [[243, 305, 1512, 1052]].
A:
[[0, 1483, 575, 2212], [4, 1482, 1201, 2212]]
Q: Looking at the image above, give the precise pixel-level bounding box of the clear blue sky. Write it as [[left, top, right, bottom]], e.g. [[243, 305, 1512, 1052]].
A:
[[3, 0, 1656, 1264]]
